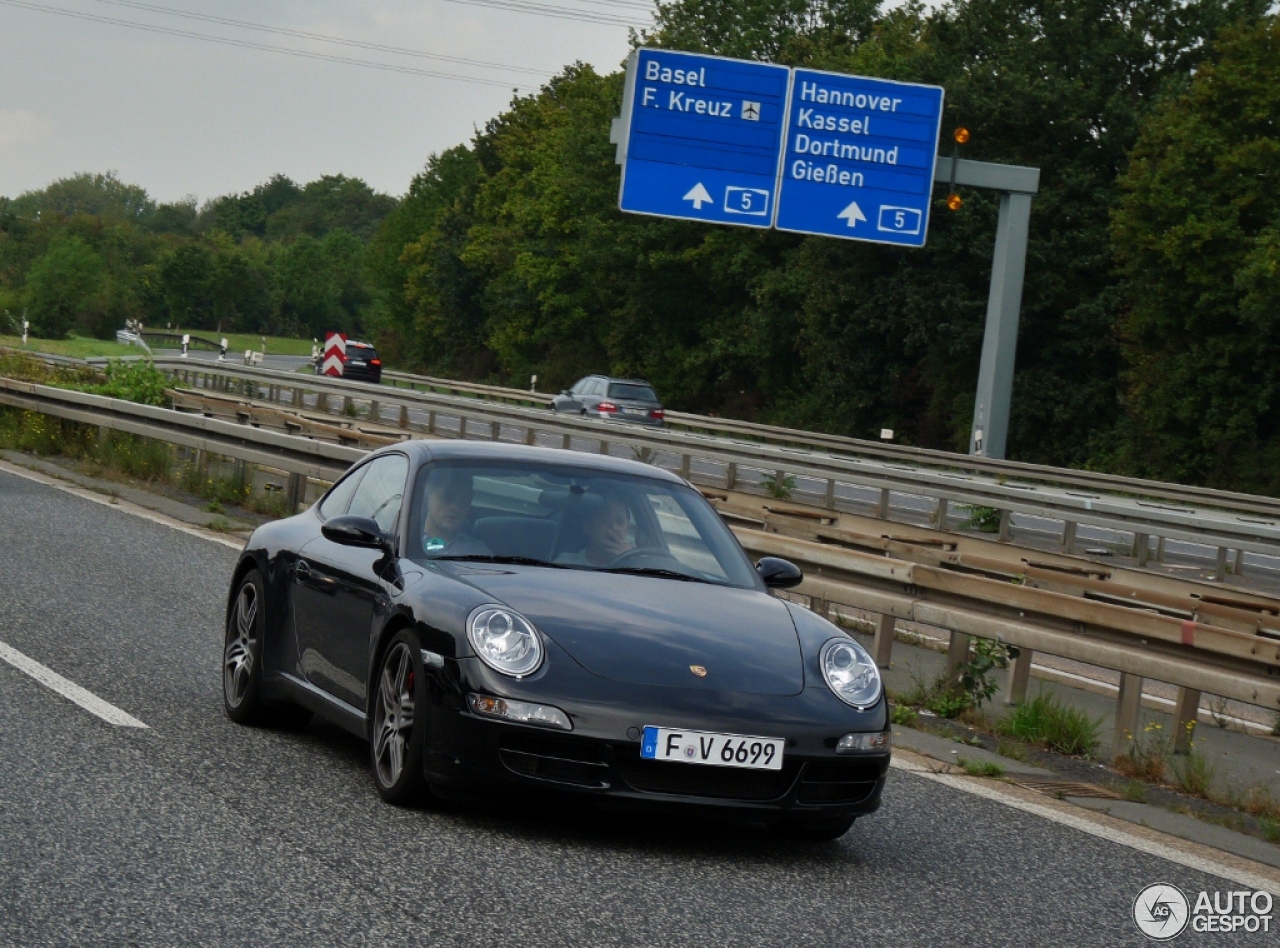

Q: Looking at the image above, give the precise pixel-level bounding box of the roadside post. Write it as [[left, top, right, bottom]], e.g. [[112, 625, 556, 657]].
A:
[[611, 50, 1040, 460], [219, 338, 228, 363], [181, 334, 190, 359], [22, 318, 28, 346], [321, 332, 347, 378]]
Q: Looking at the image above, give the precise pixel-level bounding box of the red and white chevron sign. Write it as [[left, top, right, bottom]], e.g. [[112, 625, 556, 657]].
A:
[[321, 332, 347, 377]]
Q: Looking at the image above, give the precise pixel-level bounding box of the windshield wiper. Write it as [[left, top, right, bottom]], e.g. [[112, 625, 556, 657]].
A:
[[600, 566, 720, 585], [431, 554, 569, 568]]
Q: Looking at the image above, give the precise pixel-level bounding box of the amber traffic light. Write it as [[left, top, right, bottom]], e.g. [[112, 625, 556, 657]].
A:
[[954, 127, 970, 144]]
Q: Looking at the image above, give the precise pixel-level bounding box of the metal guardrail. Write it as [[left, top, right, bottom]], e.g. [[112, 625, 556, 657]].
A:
[[1, 375, 1277, 745], [157, 360, 1280, 571], [382, 365, 1280, 519]]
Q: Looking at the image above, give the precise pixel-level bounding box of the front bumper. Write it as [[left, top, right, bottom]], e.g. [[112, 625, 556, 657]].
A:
[[421, 662, 889, 818]]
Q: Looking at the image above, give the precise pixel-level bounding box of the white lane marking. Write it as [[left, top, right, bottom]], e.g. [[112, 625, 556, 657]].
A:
[[0, 459, 244, 550], [0, 640, 149, 729], [891, 757, 1280, 897]]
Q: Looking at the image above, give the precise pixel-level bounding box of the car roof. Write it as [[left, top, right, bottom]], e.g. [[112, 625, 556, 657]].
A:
[[370, 439, 683, 483], [590, 375, 654, 386]]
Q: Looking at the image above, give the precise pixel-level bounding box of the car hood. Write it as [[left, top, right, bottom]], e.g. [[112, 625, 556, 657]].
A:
[[448, 566, 804, 695]]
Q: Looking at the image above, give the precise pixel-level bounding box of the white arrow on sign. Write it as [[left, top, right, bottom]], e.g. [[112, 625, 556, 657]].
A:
[[837, 201, 868, 228], [683, 183, 713, 210]]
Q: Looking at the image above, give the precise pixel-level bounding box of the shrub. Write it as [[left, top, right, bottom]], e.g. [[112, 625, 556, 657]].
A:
[[89, 361, 171, 407], [998, 692, 1101, 756], [1170, 748, 1216, 798], [1114, 721, 1168, 782], [960, 759, 1005, 778]]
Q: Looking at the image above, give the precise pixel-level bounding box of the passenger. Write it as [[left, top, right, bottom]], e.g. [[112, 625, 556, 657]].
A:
[[420, 468, 491, 557], [557, 491, 633, 566]]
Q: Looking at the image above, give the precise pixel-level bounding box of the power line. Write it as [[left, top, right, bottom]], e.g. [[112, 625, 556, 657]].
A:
[[0, 0, 543, 89], [86, 0, 562, 76], [441, 0, 643, 26]]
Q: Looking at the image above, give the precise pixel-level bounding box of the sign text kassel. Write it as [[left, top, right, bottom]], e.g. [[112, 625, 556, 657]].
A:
[[612, 49, 945, 247]]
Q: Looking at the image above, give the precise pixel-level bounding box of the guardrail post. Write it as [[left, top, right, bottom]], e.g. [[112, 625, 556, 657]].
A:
[[873, 614, 895, 668], [292, 387, 301, 408], [680, 454, 691, 480], [286, 472, 305, 514], [1133, 533, 1150, 567], [936, 498, 948, 529], [398, 405, 409, 429], [369, 400, 380, 423], [599, 440, 610, 456], [1171, 687, 1201, 754], [524, 426, 537, 445], [317, 393, 328, 413], [823, 478, 835, 508], [1113, 673, 1144, 756], [725, 462, 738, 490], [1232, 549, 1245, 577], [562, 433, 571, 450], [343, 396, 352, 417], [944, 632, 972, 678], [1005, 648, 1033, 705], [876, 488, 890, 519], [998, 509, 1012, 541], [427, 410, 436, 434], [491, 421, 501, 441], [810, 596, 829, 619], [1155, 536, 1166, 563], [1214, 546, 1228, 580]]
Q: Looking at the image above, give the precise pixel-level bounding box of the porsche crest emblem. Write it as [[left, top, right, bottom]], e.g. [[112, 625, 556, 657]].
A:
[[689, 665, 708, 678]]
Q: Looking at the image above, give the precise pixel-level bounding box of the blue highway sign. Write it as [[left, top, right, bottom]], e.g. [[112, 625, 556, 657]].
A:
[[616, 49, 791, 229], [774, 69, 944, 247]]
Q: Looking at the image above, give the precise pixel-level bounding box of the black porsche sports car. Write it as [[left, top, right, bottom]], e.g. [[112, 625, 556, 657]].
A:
[[222, 441, 890, 839]]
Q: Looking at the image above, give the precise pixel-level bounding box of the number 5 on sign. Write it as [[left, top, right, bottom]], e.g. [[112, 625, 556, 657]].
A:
[[877, 205, 923, 235], [725, 186, 769, 217]]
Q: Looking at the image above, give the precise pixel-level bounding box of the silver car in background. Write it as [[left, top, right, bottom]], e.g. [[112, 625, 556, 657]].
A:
[[551, 375, 665, 426]]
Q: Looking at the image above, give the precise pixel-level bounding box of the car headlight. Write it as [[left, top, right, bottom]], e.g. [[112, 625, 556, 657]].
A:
[[820, 637, 882, 709], [466, 605, 543, 678]]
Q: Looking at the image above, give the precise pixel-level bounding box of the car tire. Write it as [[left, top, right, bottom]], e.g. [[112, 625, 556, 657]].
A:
[[777, 814, 857, 841], [223, 569, 311, 729], [370, 629, 430, 806]]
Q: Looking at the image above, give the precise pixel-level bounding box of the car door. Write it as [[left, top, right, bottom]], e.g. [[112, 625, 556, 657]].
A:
[[553, 377, 589, 413], [580, 378, 604, 414], [293, 454, 408, 709]]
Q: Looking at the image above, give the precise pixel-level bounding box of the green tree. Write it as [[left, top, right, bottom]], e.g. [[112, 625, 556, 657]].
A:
[[1112, 18, 1280, 492], [10, 172, 155, 222], [24, 235, 106, 338]]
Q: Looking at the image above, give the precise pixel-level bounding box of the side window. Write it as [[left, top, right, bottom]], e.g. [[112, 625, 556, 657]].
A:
[[347, 455, 409, 535], [571, 377, 589, 396], [587, 379, 604, 397], [318, 465, 367, 519]]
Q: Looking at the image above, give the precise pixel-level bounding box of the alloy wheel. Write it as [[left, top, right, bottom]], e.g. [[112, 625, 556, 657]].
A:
[[224, 582, 258, 708], [373, 642, 415, 788]]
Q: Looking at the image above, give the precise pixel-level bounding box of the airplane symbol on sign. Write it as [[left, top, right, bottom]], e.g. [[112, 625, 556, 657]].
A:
[[741, 101, 760, 121]]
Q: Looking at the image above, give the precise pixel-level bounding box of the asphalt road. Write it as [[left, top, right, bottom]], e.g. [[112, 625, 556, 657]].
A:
[[0, 468, 1271, 947]]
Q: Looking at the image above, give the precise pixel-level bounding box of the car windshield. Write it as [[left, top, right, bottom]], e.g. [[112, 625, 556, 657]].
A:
[[607, 383, 658, 402], [406, 460, 759, 588]]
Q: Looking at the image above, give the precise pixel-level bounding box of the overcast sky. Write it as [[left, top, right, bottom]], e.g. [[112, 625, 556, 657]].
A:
[[0, 0, 642, 203]]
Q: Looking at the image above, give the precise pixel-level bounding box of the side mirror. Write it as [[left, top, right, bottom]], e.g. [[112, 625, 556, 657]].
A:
[[560, 390, 570, 396], [323, 515, 391, 551], [757, 556, 803, 589]]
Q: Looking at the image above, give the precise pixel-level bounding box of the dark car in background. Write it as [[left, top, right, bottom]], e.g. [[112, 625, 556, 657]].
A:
[[221, 441, 889, 839], [551, 375, 664, 426], [316, 339, 384, 382], [340, 341, 383, 383]]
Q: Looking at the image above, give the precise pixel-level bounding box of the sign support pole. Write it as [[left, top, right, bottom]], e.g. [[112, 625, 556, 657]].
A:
[[932, 157, 1039, 460]]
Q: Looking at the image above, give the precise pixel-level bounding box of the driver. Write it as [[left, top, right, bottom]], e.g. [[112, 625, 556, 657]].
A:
[[420, 468, 491, 557], [557, 491, 633, 566]]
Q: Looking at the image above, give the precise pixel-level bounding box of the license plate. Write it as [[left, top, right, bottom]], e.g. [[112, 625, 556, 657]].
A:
[[640, 726, 785, 770]]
